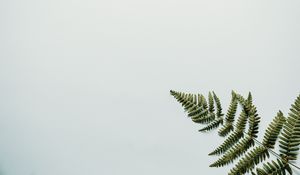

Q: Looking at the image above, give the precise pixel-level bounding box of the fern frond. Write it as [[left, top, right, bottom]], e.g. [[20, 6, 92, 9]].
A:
[[213, 91, 224, 118], [171, 91, 195, 109], [184, 102, 197, 112], [190, 109, 208, 120], [218, 97, 238, 137], [226, 97, 238, 123], [201, 94, 208, 109], [210, 136, 255, 167], [229, 111, 286, 175], [235, 110, 249, 132], [211, 102, 259, 167], [218, 123, 234, 137], [188, 106, 205, 117], [192, 112, 215, 124], [181, 95, 193, 106], [209, 107, 249, 155], [199, 117, 223, 132], [247, 107, 260, 138], [247, 92, 253, 106], [232, 91, 246, 106], [209, 131, 244, 155], [192, 94, 197, 105], [171, 91, 199, 109], [229, 146, 269, 175], [171, 90, 300, 175], [197, 94, 203, 107], [262, 111, 286, 149], [171, 91, 206, 120], [208, 92, 215, 113], [279, 95, 300, 161], [255, 159, 292, 175]]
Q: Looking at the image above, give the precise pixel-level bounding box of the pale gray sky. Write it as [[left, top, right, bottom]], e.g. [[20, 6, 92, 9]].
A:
[[0, 0, 300, 175]]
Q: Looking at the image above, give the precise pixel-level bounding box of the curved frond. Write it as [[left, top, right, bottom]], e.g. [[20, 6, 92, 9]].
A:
[[232, 91, 246, 106], [171, 91, 197, 110], [211, 101, 259, 166], [171, 90, 300, 175], [199, 117, 223, 132], [210, 136, 255, 167], [208, 92, 215, 113], [229, 111, 285, 174], [213, 91, 224, 118], [218, 123, 234, 137], [235, 110, 249, 132], [197, 94, 203, 107], [190, 109, 208, 120], [188, 106, 206, 117], [209, 100, 250, 156], [201, 94, 208, 109], [192, 112, 215, 124], [209, 131, 244, 155], [255, 159, 292, 175], [247, 106, 260, 138], [262, 111, 286, 148], [279, 95, 300, 161], [247, 92, 253, 106], [229, 146, 269, 175], [218, 97, 238, 137]]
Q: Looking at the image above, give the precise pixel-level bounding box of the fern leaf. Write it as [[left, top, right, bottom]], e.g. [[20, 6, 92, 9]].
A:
[[188, 106, 206, 117], [190, 109, 209, 120], [218, 97, 238, 137], [201, 94, 208, 109], [184, 102, 197, 112], [192, 94, 197, 105], [192, 112, 215, 124], [255, 159, 292, 175], [213, 91, 224, 118], [209, 108, 249, 155], [247, 107, 260, 138], [229, 111, 286, 175], [279, 95, 300, 161], [171, 90, 299, 175], [210, 136, 255, 167], [232, 91, 246, 106], [235, 110, 249, 132], [211, 102, 259, 167], [247, 92, 253, 106], [209, 131, 244, 155], [262, 111, 286, 148], [197, 94, 203, 107], [229, 146, 269, 175], [218, 123, 234, 137], [208, 92, 215, 113], [199, 117, 223, 132]]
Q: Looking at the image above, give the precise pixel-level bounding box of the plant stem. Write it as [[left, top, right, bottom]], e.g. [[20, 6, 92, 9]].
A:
[[223, 122, 300, 170]]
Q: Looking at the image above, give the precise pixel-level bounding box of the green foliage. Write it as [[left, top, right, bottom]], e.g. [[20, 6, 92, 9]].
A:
[[208, 92, 215, 113], [210, 136, 255, 167], [229, 112, 286, 175], [279, 95, 300, 161], [229, 146, 270, 175], [199, 117, 223, 132], [210, 102, 260, 167], [218, 94, 238, 137], [256, 159, 292, 175], [209, 130, 244, 155], [170, 90, 300, 175], [213, 91, 224, 118], [262, 111, 286, 149]]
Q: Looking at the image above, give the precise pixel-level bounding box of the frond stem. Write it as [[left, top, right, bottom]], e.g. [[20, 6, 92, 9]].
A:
[[223, 121, 300, 170], [251, 136, 300, 170]]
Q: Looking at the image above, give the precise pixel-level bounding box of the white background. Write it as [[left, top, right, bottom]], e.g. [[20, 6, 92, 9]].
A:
[[0, 0, 300, 174]]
